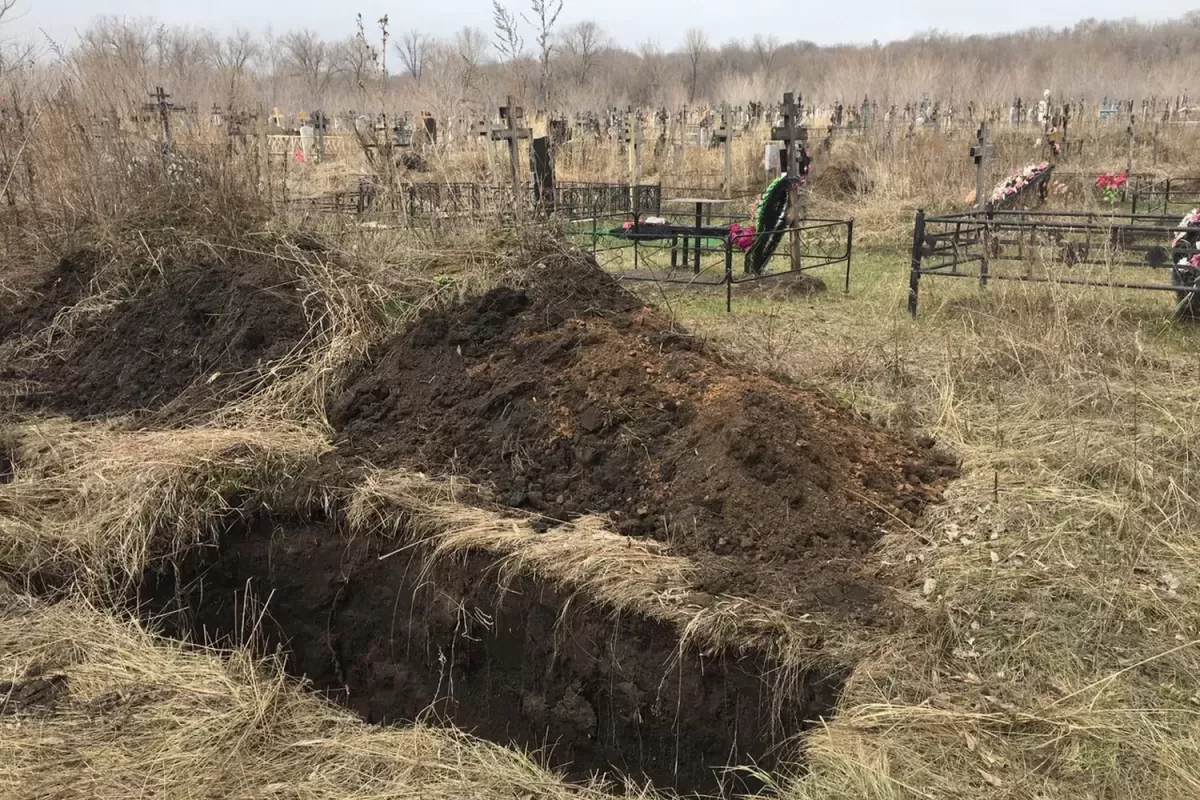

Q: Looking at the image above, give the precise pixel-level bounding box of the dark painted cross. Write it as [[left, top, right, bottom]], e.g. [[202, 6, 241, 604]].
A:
[[772, 91, 807, 179], [970, 121, 995, 212], [493, 96, 531, 195], [148, 86, 173, 147]]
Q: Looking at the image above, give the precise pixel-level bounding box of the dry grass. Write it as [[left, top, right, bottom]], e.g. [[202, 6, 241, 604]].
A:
[[0, 589, 625, 800], [0, 418, 331, 596], [675, 257, 1200, 798]]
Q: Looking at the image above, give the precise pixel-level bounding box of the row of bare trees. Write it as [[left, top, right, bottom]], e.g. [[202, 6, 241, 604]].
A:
[[6, 11, 1200, 121]]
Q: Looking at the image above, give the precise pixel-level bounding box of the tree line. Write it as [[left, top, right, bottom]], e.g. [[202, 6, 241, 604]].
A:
[[4, 9, 1199, 120]]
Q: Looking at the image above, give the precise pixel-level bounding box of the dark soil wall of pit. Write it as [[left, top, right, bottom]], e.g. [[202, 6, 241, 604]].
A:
[[140, 513, 843, 795]]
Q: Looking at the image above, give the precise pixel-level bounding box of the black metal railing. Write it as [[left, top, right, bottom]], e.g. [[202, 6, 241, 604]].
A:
[[907, 208, 1200, 317]]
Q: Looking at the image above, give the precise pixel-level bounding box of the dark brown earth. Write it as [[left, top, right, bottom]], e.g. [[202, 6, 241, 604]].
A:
[[7, 253, 311, 419], [0, 250, 104, 343], [141, 509, 843, 795], [328, 255, 957, 616], [0, 672, 69, 716]]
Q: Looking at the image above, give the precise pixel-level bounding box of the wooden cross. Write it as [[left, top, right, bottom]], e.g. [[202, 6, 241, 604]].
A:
[[771, 91, 807, 180], [624, 111, 642, 209], [715, 102, 733, 198], [148, 86, 173, 146], [493, 96, 531, 196], [772, 91, 809, 270], [970, 121, 995, 212], [1126, 114, 1135, 175]]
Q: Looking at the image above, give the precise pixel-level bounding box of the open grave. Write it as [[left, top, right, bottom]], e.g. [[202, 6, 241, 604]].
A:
[[138, 505, 844, 795], [0, 230, 956, 796]]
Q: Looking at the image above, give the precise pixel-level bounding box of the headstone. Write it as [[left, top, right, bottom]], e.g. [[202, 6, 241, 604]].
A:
[[529, 135, 554, 211], [763, 143, 781, 176], [299, 124, 315, 160], [355, 115, 375, 144]]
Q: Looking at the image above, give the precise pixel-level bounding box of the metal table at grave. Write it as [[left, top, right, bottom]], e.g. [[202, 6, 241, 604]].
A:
[[666, 197, 734, 273]]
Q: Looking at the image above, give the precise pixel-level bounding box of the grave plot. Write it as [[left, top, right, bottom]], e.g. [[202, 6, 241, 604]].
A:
[[0, 217, 956, 795], [567, 93, 855, 309], [1132, 175, 1200, 216], [907, 122, 1200, 319], [906, 208, 1200, 318]]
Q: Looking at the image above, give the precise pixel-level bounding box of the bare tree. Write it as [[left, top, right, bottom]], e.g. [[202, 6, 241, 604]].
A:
[[523, 0, 562, 108], [683, 28, 708, 102], [281, 28, 337, 104], [455, 26, 489, 94], [751, 34, 779, 73], [560, 21, 607, 85], [208, 28, 259, 107], [339, 35, 374, 98], [396, 30, 428, 83]]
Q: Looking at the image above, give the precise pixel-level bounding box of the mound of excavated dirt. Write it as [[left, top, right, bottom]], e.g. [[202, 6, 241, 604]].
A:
[[0, 251, 104, 344], [329, 255, 956, 614], [11, 255, 311, 419]]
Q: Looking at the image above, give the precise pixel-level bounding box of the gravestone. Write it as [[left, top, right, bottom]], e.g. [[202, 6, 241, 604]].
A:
[[529, 135, 554, 211], [299, 124, 315, 161]]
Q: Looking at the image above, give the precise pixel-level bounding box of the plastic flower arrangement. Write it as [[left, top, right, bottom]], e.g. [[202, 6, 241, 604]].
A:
[[727, 223, 757, 252], [1171, 208, 1200, 255], [1095, 172, 1128, 205], [990, 162, 1052, 205]]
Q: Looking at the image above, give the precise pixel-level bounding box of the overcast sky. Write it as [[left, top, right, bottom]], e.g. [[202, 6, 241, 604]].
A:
[[3, 0, 1192, 52]]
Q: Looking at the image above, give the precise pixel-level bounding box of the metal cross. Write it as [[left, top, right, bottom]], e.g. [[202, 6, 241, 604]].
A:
[[970, 121, 995, 212]]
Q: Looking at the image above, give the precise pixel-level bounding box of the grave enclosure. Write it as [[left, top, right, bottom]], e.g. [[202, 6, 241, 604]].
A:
[[907, 122, 1200, 318]]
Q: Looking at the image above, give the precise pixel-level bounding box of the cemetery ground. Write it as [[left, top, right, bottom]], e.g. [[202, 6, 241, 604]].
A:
[[4, 134, 1200, 800]]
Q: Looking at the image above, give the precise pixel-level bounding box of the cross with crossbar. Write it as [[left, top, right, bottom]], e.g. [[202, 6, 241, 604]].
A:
[[493, 96, 531, 195], [970, 121, 995, 211], [772, 91, 807, 179]]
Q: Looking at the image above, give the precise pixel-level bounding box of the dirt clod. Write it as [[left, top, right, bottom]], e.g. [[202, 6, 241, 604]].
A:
[[0, 673, 68, 716]]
